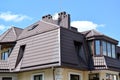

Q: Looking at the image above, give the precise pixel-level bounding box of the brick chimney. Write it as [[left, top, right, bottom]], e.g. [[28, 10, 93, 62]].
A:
[[42, 11, 70, 29]]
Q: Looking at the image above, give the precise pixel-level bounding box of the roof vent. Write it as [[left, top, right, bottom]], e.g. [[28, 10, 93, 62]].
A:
[[28, 24, 39, 31]]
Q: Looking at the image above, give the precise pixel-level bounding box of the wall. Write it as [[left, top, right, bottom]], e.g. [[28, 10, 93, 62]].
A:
[[18, 68, 54, 80], [0, 73, 17, 80], [86, 70, 119, 80], [18, 68, 85, 80]]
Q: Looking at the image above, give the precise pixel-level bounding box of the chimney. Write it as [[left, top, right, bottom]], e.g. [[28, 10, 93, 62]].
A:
[[42, 11, 71, 29]]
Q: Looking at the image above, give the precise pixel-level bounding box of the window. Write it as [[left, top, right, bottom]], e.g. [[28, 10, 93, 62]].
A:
[[1, 48, 12, 60], [95, 40, 101, 55], [15, 45, 26, 67], [28, 24, 39, 31], [90, 40, 116, 58], [69, 73, 81, 80], [1, 51, 9, 60], [88, 41, 93, 55], [74, 41, 86, 61], [2, 77, 12, 80], [107, 42, 112, 57], [106, 73, 118, 80], [32, 73, 44, 80], [112, 44, 115, 58], [102, 41, 107, 56], [89, 73, 99, 80]]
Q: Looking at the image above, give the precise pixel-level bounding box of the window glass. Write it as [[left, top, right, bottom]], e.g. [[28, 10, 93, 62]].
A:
[[106, 73, 118, 80], [15, 45, 26, 67], [107, 42, 112, 57], [33, 74, 43, 80], [102, 41, 107, 56], [70, 74, 80, 80], [95, 40, 100, 55], [89, 73, 99, 80], [88, 41, 93, 55], [2, 77, 12, 80], [1, 51, 9, 60], [74, 41, 86, 62], [112, 44, 115, 58]]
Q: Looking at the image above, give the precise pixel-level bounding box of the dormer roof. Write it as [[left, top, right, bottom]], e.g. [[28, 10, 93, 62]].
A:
[[0, 27, 23, 43], [82, 29, 118, 44]]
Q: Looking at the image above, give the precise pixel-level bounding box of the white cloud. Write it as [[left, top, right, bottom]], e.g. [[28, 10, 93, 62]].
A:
[[52, 13, 59, 20], [71, 21, 104, 32], [0, 11, 31, 22]]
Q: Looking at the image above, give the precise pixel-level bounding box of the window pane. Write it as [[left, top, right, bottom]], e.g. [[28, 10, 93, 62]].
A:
[[102, 41, 107, 56], [34, 75, 42, 80], [4, 52, 9, 60], [70, 74, 80, 80], [88, 41, 93, 55], [112, 44, 115, 58], [1, 51, 9, 60], [95, 40, 100, 55], [106, 73, 118, 80], [107, 42, 112, 57], [89, 73, 99, 80], [2, 77, 12, 80]]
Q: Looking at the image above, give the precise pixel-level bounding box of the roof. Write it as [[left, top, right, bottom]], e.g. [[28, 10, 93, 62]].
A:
[[81, 29, 118, 44], [0, 27, 23, 43], [18, 20, 59, 40], [81, 29, 103, 37]]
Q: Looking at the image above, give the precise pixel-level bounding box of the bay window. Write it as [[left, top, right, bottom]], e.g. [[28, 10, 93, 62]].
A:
[[94, 40, 116, 58]]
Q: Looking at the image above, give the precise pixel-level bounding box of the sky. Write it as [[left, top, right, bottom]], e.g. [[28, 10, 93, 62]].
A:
[[0, 0, 120, 44]]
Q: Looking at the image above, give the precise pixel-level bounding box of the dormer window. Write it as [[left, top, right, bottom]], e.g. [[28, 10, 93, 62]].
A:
[[94, 40, 116, 58], [89, 40, 116, 58], [0, 44, 14, 60], [28, 24, 39, 31]]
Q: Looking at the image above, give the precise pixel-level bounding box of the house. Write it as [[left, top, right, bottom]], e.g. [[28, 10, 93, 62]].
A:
[[0, 12, 120, 80]]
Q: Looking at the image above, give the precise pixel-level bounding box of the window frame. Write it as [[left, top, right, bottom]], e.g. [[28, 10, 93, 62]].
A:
[[93, 40, 116, 58], [69, 72, 82, 80], [31, 73, 44, 80], [95, 40, 101, 56]]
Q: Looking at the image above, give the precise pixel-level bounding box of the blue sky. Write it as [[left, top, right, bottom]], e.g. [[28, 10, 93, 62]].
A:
[[0, 0, 120, 44]]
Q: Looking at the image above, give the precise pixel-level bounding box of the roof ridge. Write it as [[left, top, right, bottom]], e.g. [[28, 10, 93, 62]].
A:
[[0, 28, 11, 42], [41, 20, 60, 27], [12, 27, 17, 40]]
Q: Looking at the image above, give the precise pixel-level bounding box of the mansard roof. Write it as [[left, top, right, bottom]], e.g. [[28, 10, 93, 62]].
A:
[[18, 20, 59, 40], [0, 27, 23, 43], [82, 29, 118, 44]]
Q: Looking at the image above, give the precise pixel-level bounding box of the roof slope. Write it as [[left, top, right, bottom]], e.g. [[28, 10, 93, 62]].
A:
[[18, 20, 59, 40], [0, 27, 23, 43], [82, 29, 118, 44], [81, 29, 103, 38]]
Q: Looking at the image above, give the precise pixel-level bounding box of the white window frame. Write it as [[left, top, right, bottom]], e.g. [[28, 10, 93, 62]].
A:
[[31, 73, 44, 80], [68, 72, 82, 80]]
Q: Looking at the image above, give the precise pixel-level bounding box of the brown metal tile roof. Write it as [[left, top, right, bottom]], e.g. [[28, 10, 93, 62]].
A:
[[0, 27, 23, 43], [81, 29, 118, 44], [18, 20, 59, 40], [0, 60, 9, 70]]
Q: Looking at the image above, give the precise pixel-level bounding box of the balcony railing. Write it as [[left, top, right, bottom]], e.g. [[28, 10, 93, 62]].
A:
[[93, 56, 107, 69], [93, 56, 120, 70]]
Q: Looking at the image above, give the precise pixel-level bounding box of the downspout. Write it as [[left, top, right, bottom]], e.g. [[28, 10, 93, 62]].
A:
[[52, 67, 55, 80]]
